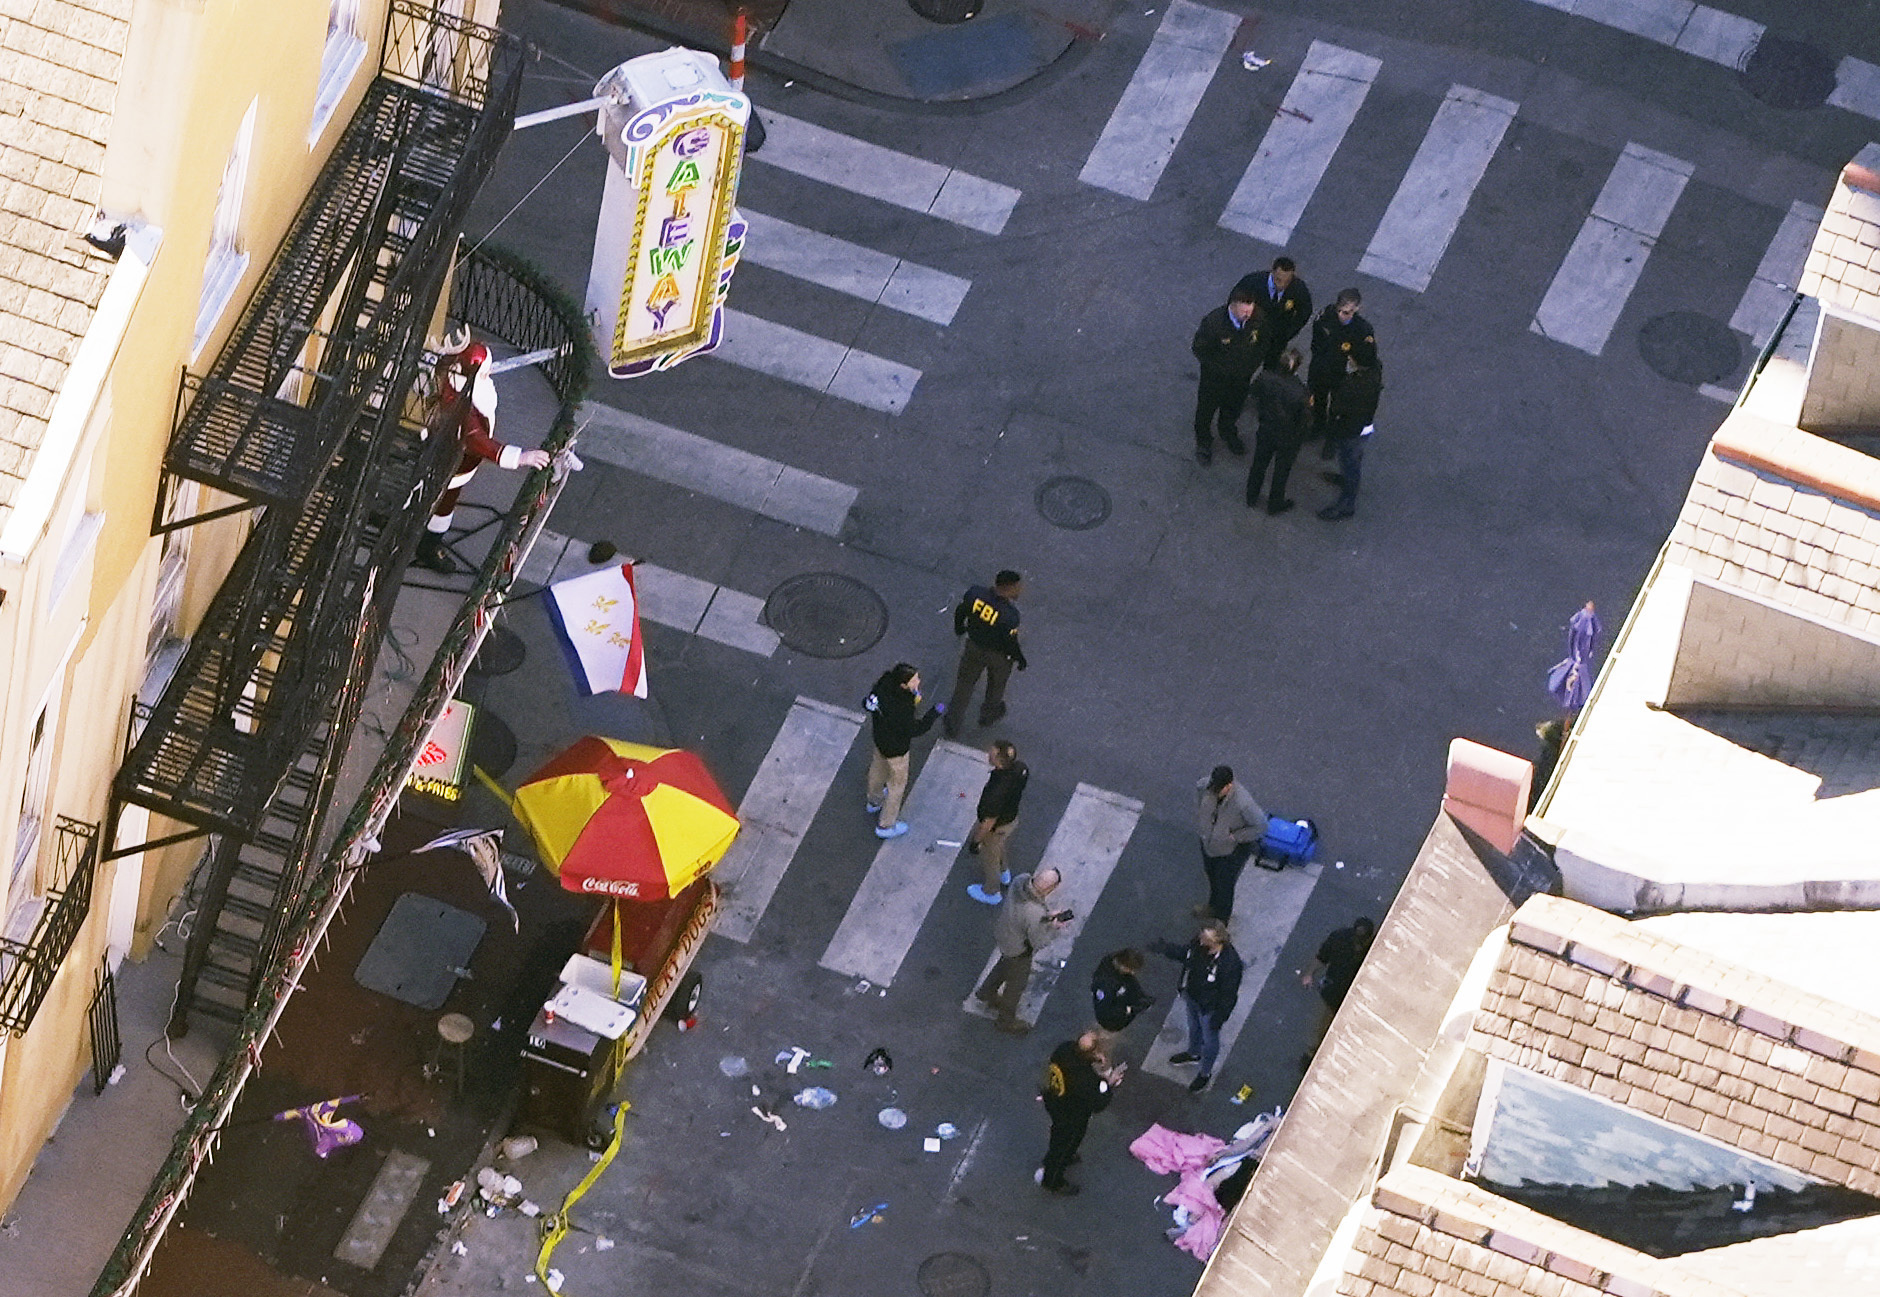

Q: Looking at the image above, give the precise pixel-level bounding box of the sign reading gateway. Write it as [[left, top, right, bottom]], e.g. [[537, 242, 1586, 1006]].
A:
[[587, 51, 750, 379]]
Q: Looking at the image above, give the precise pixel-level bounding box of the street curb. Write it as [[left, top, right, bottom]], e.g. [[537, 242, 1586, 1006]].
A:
[[541, 0, 1099, 116], [401, 1089, 524, 1297]]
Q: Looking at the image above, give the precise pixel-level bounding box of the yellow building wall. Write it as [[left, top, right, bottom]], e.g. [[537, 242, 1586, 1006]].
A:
[[0, 0, 402, 1218]]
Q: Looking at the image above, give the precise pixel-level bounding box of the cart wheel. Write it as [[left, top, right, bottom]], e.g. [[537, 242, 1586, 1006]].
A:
[[663, 970, 703, 1023]]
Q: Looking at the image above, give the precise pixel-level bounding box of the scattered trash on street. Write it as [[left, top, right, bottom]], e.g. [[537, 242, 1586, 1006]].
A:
[[936, 1122, 960, 1140], [596, 1236, 615, 1251], [849, 1202, 889, 1228], [752, 1105, 788, 1132], [500, 1135, 538, 1161], [719, 1055, 750, 1077], [794, 1087, 837, 1109], [1231, 1085, 1254, 1105], [1241, 51, 1271, 70], [863, 1047, 892, 1075], [878, 1107, 907, 1129], [776, 1046, 811, 1074], [451, 1240, 468, 1256], [923, 1137, 942, 1153]]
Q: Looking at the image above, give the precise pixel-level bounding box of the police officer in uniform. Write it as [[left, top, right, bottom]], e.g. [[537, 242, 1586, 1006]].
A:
[[946, 571, 1026, 736], [1234, 256, 1312, 368], [1190, 287, 1264, 464], [1038, 1031, 1123, 1195], [1307, 288, 1376, 453]]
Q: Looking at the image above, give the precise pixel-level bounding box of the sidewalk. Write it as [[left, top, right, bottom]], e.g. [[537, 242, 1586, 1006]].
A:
[[543, 0, 1113, 106], [0, 355, 579, 1297]]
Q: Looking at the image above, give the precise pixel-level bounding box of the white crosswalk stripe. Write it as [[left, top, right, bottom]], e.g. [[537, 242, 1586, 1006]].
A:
[[1219, 41, 1381, 246], [819, 740, 988, 987], [576, 401, 858, 535], [1079, 0, 1241, 200], [1359, 85, 1518, 293], [714, 308, 922, 414], [751, 110, 1021, 235], [961, 784, 1143, 1027], [1531, 142, 1693, 356], [714, 697, 868, 943], [520, 528, 781, 656], [1142, 862, 1324, 1086], [739, 210, 971, 326], [1729, 200, 1825, 348]]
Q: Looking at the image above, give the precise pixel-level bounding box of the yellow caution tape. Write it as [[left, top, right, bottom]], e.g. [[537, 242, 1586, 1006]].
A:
[[535, 1100, 630, 1291]]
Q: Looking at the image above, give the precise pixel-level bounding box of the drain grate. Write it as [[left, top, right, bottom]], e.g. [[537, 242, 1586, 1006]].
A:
[[1035, 475, 1112, 531], [1639, 311, 1741, 386], [908, 0, 982, 23], [763, 573, 889, 659], [917, 1253, 991, 1297], [1739, 35, 1838, 110]]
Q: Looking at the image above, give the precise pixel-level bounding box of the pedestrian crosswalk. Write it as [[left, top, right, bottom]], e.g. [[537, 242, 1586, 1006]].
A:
[[678, 108, 1020, 413], [1531, 143, 1692, 356], [960, 783, 1142, 1026], [1080, 0, 1242, 201], [818, 739, 987, 987], [1219, 41, 1381, 248], [1142, 862, 1321, 1085], [673, 691, 1325, 1089], [1077, 9, 1848, 369]]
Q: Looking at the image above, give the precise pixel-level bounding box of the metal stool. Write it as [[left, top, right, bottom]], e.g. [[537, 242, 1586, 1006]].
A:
[[429, 1013, 474, 1095]]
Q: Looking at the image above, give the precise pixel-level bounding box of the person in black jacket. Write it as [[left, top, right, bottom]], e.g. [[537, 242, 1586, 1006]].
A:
[[1318, 345, 1382, 521], [945, 571, 1026, 737], [1154, 922, 1244, 1092], [966, 741, 1028, 904], [1091, 948, 1154, 1032], [1307, 289, 1376, 451], [1245, 348, 1309, 515], [1233, 256, 1312, 368], [863, 663, 942, 839], [1038, 1030, 1124, 1195], [1190, 288, 1264, 464]]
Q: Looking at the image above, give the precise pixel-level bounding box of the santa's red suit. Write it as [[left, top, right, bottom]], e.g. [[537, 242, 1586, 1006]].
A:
[[415, 336, 548, 572]]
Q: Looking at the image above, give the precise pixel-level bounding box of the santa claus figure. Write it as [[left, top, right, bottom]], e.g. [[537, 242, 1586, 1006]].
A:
[[415, 328, 553, 573]]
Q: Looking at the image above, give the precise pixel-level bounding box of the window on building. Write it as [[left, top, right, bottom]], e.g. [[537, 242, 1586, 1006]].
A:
[[309, 0, 366, 144], [9, 699, 55, 913], [192, 99, 257, 360]]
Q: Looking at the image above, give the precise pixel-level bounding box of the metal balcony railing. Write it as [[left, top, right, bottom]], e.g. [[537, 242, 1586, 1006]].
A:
[[0, 818, 100, 1036]]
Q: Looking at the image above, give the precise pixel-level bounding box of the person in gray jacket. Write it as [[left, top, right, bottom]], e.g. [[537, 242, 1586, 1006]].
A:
[[1196, 765, 1268, 924], [974, 868, 1070, 1035]]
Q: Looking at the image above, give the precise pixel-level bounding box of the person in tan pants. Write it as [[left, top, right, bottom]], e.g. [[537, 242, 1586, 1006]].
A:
[[863, 662, 942, 839]]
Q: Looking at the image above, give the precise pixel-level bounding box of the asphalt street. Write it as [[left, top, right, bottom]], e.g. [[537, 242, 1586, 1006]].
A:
[[418, 1, 1880, 1293]]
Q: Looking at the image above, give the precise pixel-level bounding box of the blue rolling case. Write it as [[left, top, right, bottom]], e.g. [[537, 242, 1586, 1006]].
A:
[[1255, 816, 1318, 870]]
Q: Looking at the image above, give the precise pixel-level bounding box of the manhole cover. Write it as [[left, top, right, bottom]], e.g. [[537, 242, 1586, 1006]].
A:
[[1035, 475, 1112, 531], [1638, 311, 1741, 386], [763, 573, 889, 658], [917, 1253, 991, 1297], [469, 625, 527, 676], [908, 0, 982, 23], [1739, 35, 1838, 110]]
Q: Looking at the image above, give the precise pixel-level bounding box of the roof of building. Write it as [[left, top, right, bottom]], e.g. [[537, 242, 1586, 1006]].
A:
[[0, 0, 133, 527], [1668, 414, 1880, 633], [1798, 146, 1880, 324], [1469, 895, 1880, 1197], [1344, 1165, 1752, 1297]]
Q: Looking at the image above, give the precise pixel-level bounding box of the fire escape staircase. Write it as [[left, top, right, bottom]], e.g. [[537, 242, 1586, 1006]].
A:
[[110, 2, 522, 1032]]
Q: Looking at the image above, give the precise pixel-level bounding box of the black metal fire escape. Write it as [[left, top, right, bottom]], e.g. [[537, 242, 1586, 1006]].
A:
[[109, 1, 523, 1033]]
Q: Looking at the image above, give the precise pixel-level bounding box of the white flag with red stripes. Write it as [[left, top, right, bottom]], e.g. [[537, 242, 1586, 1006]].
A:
[[546, 562, 649, 698]]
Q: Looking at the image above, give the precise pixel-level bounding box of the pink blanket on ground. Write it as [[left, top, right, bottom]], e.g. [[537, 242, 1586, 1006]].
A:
[[1128, 1123, 1229, 1261]]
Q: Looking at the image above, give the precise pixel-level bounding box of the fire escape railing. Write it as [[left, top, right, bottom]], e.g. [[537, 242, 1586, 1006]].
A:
[[93, 242, 595, 1297], [0, 818, 101, 1036], [114, 0, 524, 844]]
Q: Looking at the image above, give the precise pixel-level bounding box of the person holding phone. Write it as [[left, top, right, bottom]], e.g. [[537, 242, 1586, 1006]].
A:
[[975, 868, 1071, 1035]]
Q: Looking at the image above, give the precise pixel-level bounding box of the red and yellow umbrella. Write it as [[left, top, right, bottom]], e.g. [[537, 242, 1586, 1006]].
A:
[[512, 737, 739, 902]]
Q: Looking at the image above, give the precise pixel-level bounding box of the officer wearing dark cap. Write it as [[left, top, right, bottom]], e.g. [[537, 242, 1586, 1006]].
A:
[[1307, 289, 1376, 454], [946, 571, 1027, 736]]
